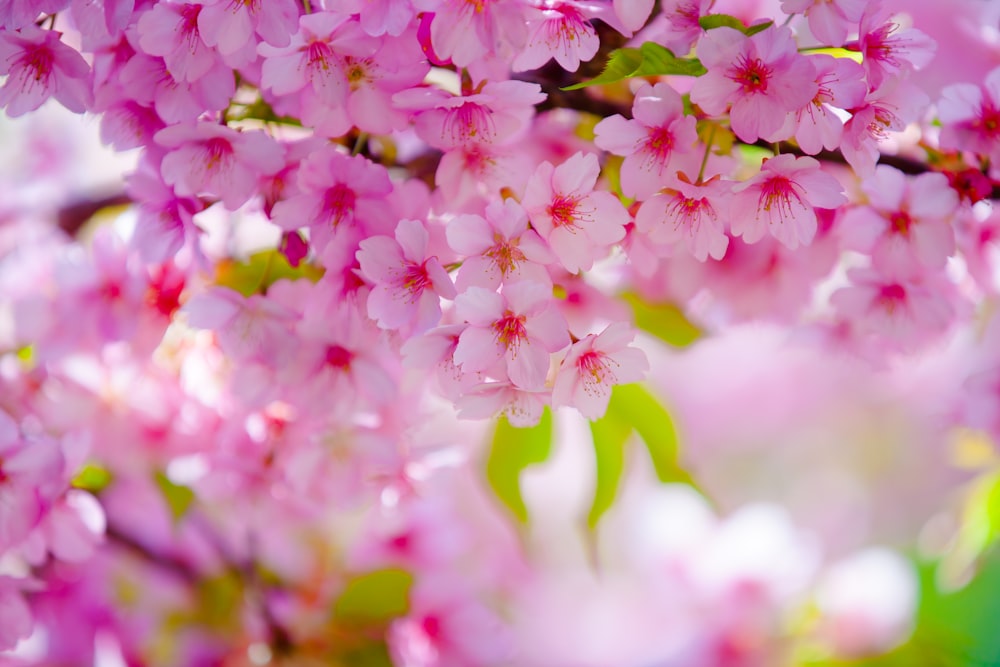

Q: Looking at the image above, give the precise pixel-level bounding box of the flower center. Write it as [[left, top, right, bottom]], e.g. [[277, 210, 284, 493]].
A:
[[484, 236, 526, 277], [889, 210, 912, 235], [757, 176, 803, 222], [493, 311, 527, 352], [730, 55, 771, 94], [548, 195, 580, 228], [401, 262, 431, 298], [443, 102, 496, 144], [323, 183, 357, 227], [325, 345, 354, 370]]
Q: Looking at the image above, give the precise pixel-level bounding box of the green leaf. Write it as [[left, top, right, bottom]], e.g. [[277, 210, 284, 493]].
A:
[[486, 409, 553, 522], [587, 409, 632, 528], [622, 291, 702, 347], [154, 471, 195, 523], [698, 14, 773, 36], [333, 568, 413, 622], [637, 42, 708, 77], [562, 47, 644, 90], [214, 249, 324, 297], [937, 467, 1000, 588], [72, 464, 113, 494], [607, 384, 691, 486], [745, 20, 774, 36], [698, 13, 747, 32], [562, 43, 705, 90]]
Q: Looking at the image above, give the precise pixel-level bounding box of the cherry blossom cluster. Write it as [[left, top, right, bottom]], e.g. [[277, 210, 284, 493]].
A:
[[1, 0, 1000, 663]]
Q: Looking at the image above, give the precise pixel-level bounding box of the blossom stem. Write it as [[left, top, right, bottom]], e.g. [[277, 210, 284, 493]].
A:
[[352, 132, 368, 157], [697, 126, 716, 184]]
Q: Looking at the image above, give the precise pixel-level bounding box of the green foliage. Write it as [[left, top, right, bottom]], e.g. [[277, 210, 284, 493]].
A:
[[622, 291, 702, 347], [698, 14, 774, 36], [72, 463, 113, 494], [562, 42, 706, 90], [333, 568, 414, 622], [215, 248, 324, 297], [587, 384, 697, 527], [154, 471, 195, 523], [587, 404, 632, 528], [486, 409, 553, 522]]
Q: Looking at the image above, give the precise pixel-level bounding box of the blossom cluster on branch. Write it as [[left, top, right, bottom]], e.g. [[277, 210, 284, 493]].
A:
[[1, 0, 1000, 664]]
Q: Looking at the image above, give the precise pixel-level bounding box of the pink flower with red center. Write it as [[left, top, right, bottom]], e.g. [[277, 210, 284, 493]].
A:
[[270, 147, 394, 254], [454, 282, 570, 390], [136, 3, 221, 83], [730, 154, 846, 249], [938, 65, 1000, 167], [839, 166, 958, 279], [841, 79, 928, 178], [691, 25, 818, 143], [856, 1, 936, 91], [513, 2, 599, 72], [644, 0, 712, 56], [831, 266, 957, 348], [394, 79, 545, 150], [446, 198, 554, 291], [594, 82, 699, 200], [551, 322, 648, 420], [0, 25, 92, 117], [522, 151, 630, 273], [635, 176, 731, 261], [357, 218, 457, 333], [155, 121, 284, 210], [774, 53, 867, 154]]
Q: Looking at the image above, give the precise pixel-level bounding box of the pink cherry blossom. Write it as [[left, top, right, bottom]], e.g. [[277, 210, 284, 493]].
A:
[[635, 176, 731, 261], [0, 576, 33, 651], [269, 147, 394, 254], [831, 266, 958, 349], [938, 65, 1000, 166], [136, 3, 221, 84], [522, 152, 630, 273], [730, 154, 846, 249], [183, 287, 298, 365], [513, 2, 600, 72], [413, 0, 528, 68], [155, 122, 284, 210], [781, 0, 867, 46], [594, 82, 699, 200], [613, 0, 654, 34], [197, 0, 300, 67], [691, 25, 818, 143], [453, 282, 570, 390], [0, 25, 92, 117], [551, 322, 649, 419], [446, 198, 553, 291], [641, 0, 712, 57], [840, 79, 929, 178], [839, 166, 959, 278], [394, 79, 545, 150], [456, 380, 549, 427], [772, 54, 867, 154], [857, 1, 936, 91], [357, 218, 457, 333]]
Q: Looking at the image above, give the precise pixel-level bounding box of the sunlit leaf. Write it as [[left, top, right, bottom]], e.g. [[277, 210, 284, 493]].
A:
[[588, 409, 632, 528], [72, 464, 113, 494], [333, 569, 413, 622], [698, 13, 746, 32], [154, 471, 195, 523], [486, 409, 553, 522], [215, 249, 325, 297], [938, 467, 1000, 589], [622, 291, 702, 347], [608, 384, 692, 486], [562, 43, 705, 90]]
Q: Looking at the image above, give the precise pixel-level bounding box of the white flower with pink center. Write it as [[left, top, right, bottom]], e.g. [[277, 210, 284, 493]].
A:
[[522, 152, 630, 274], [730, 154, 846, 250], [453, 282, 570, 390], [551, 322, 649, 419], [357, 219, 457, 333], [594, 82, 698, 200]]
